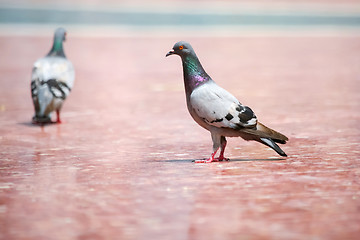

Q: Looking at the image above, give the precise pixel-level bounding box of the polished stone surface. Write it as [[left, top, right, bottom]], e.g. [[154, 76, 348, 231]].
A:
[[0, 34, 359, 239]]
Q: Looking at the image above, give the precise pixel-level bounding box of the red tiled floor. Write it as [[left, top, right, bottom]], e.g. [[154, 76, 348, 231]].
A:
[[0, 34, 359, 239]]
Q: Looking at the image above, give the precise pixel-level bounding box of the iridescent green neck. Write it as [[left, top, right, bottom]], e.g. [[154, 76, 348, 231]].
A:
[[182, 54, 211, 92], [182, 55, 204, 75], [47, 38, 65, 58]]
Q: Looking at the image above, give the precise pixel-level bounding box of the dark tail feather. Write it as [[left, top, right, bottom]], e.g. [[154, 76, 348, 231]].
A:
[[273, 139, 286, 144], [260, 137, 287, 157], [32, 115, 52, 124]]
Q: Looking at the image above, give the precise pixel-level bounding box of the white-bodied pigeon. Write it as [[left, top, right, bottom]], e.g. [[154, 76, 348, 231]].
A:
[[166, 41, 288, 163], [31, 27, 75, 124]]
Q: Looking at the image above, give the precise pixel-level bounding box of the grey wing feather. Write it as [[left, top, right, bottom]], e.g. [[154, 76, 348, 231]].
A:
[[190, 81, 257, 129]]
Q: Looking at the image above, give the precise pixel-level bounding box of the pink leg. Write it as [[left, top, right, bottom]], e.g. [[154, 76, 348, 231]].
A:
[[194, 150, 219, 163], [215, 137, 229, 161], [56, 110, 62, 124], [215, 151, 229, 161]]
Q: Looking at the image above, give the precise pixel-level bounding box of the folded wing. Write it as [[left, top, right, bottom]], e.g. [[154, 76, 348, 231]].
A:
[[31, 56, 75, 117], [190, 81, 257, 130]]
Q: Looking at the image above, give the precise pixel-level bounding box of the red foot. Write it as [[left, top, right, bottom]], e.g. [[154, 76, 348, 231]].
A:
[[194, 151, 219, 163], [194, 158, 219, 163], [194, 155, 230, 163], [215, 156, 230, 161], [193, 150, 230, 163], [56, 110, 62, 124]]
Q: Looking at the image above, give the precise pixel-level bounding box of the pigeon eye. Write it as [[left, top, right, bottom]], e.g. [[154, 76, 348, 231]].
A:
[[179, 45, 184, 50]]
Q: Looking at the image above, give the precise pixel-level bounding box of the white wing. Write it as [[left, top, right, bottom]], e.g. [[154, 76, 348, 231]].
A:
[[31, 56, 75, 116], [190, 81, 257, 129], [32, 56, 75, 89]]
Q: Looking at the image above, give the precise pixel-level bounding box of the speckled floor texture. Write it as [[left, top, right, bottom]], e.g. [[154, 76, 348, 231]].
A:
[[0, 32, 359, 239]]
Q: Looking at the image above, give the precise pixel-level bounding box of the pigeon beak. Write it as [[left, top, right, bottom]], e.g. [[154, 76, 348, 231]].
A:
[[166, 50, 175, 57]]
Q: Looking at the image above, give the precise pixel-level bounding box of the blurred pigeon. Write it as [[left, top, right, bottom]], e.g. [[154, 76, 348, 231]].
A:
[[166, 41, 288, 163], [31, 27, 74, 124]]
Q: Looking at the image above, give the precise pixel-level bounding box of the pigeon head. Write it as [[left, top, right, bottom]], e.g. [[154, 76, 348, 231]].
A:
[[166, 41, 195, 58], [166, 41, 211, 93], [47, 27, 67, 58], [54, 27, 67, 42]]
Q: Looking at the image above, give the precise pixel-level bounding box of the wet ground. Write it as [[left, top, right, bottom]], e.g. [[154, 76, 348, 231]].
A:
[[1, 2, 360, 240]]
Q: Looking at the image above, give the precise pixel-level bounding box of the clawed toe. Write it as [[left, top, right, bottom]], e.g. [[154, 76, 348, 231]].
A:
[[194, 158, 218, 163], [193, 157, 230, 163]]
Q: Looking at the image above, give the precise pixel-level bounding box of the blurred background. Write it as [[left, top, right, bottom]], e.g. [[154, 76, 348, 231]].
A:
[[1, 1, 359, 240], [1, 0, 360, 36]]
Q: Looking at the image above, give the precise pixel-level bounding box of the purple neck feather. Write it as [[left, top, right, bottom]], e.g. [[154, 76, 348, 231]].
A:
[[182, 55, 211, 93]]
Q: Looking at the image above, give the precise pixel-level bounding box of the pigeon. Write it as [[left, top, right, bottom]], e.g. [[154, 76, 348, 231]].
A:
[[31, 27, 75, 124], [166, 41, 288, 163]]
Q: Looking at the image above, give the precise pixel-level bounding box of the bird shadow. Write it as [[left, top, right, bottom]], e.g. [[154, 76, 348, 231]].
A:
[[17, 121, 57, 127], [156, 158, 286, 163]]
